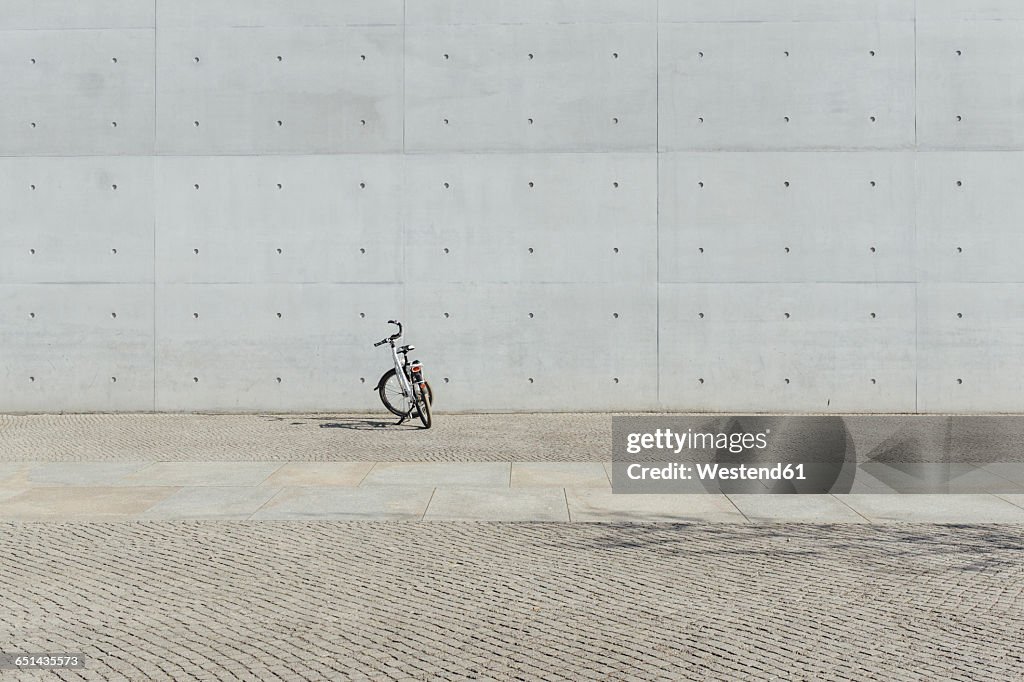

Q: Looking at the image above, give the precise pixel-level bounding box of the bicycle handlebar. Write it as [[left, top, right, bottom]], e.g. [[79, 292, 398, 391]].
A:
[[373, 320, 403, 348]]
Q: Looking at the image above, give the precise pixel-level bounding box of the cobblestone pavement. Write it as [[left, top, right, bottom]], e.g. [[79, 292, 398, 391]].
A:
[[2, 522, 1022, 681], [0, 413, 611, 462], [5, 413, 1024, 465]]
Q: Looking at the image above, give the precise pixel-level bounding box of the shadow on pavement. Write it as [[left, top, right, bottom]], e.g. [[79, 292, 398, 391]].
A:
[[317, 417, 418, 431], [256, 414, 415, 430], [559, 522, 1024, 570]]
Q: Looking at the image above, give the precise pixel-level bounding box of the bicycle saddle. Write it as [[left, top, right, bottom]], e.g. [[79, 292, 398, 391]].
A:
[[399, 344, 415, 353]]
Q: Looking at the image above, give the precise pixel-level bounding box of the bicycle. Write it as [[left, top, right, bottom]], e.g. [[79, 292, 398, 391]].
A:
[[373, 320, 433, 428]]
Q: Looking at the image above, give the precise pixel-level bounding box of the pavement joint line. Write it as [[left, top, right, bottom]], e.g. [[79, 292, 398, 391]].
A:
[[563, 487, 572, 523], [830, 493, 875, 523], [252, 463, 285, 488], [982, 465, 1024, 487], [117, 460, 158, 485], [994, 493, 1024, 511], [420, 487, 437, 522], [246, 486, 289, 521], [987, 492, 1016, 506], [357, 461, 378, 487], [722, 494, 752, 523]]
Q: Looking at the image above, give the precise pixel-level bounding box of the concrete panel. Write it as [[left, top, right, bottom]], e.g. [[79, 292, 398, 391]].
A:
[[155, 156, 403, 283], [362, 462, 509, 487], [117, 462, 281, 487], [408, 0, 656, 25], [405, 283, 658, 411], [404, 154, 655, 283], [262, 463, 374, 487], [0, 29, 154, 155], [157, 1, 402, 28], [918, 284, 1024, 412], [0, 487, 175, 521], [155, 283, 402, 411], [840, 493, 1024, 523], [250, 486, 434, 520], [0, 157, 153, 284], [0, 284, 154, 412], [659, 152, 915, 282], [917, 21, 1024, 149], [727, 495, 867, 523], [423, 487, 569, 522], [511, 462, 610, 488], [405, 23, 656, 152], [0, 1, 153, 29], [155, 27, 403, 154], [917, 1, 1024, 21], [0, 7, 1022, 414], [566, 490, 746, 522], [659, 22, 915, 150], [659, 1, 913, 22], [27, 463, 150, 486], [659, 284, 917, 412], [137, 486, 281, 520], [917, 152, 1024, 282]]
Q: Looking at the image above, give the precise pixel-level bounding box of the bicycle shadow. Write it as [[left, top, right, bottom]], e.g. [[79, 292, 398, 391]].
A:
[[316, 416, 419, 431]]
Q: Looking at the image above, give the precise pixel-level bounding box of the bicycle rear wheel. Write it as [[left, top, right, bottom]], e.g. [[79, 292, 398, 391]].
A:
[[416, 383, 432, 429]]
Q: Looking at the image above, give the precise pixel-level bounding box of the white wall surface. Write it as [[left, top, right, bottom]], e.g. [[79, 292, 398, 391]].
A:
[[1, 0, 1022, 412]]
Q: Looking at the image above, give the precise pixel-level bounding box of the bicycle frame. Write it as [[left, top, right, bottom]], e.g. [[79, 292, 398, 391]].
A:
[[390, 339, 415, 401]]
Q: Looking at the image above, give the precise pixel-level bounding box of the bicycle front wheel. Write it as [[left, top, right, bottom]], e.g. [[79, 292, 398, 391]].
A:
[[378, 369, 413, 416]]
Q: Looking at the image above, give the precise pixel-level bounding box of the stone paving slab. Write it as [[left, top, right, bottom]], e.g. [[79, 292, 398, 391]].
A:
[[0, 487, 28, 503], [250, 486, 435, 521], [360, 461, 510, 487], [1, 461, 1024, 522], [566, 490, 747, 523], [728, 494, 869, 523], [858, 462, 1024, 494], [841, 493, 1024, 524], [0, 486, 178, 521], [996, 494, 1024, 511], [5, 523, 1019, 680], [137, 486, 282, 521], [982, 462, 1024, 486], [423, 487, 569, 522], [261, 461, 375, 487], [512, 461, 610, 488], [26, 462, 150, 486], [116, 462, 282, 487], [0, 462, 25, 484]]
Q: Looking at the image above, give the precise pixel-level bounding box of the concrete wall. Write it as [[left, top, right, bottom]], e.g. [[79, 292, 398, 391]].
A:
[[2, 0, 1023, 413]]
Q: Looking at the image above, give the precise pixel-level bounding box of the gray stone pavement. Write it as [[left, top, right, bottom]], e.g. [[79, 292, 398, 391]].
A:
[[3, 461, 1024, 522], [1, 522, 1022, 681], [2, 414, 1024, 680]]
